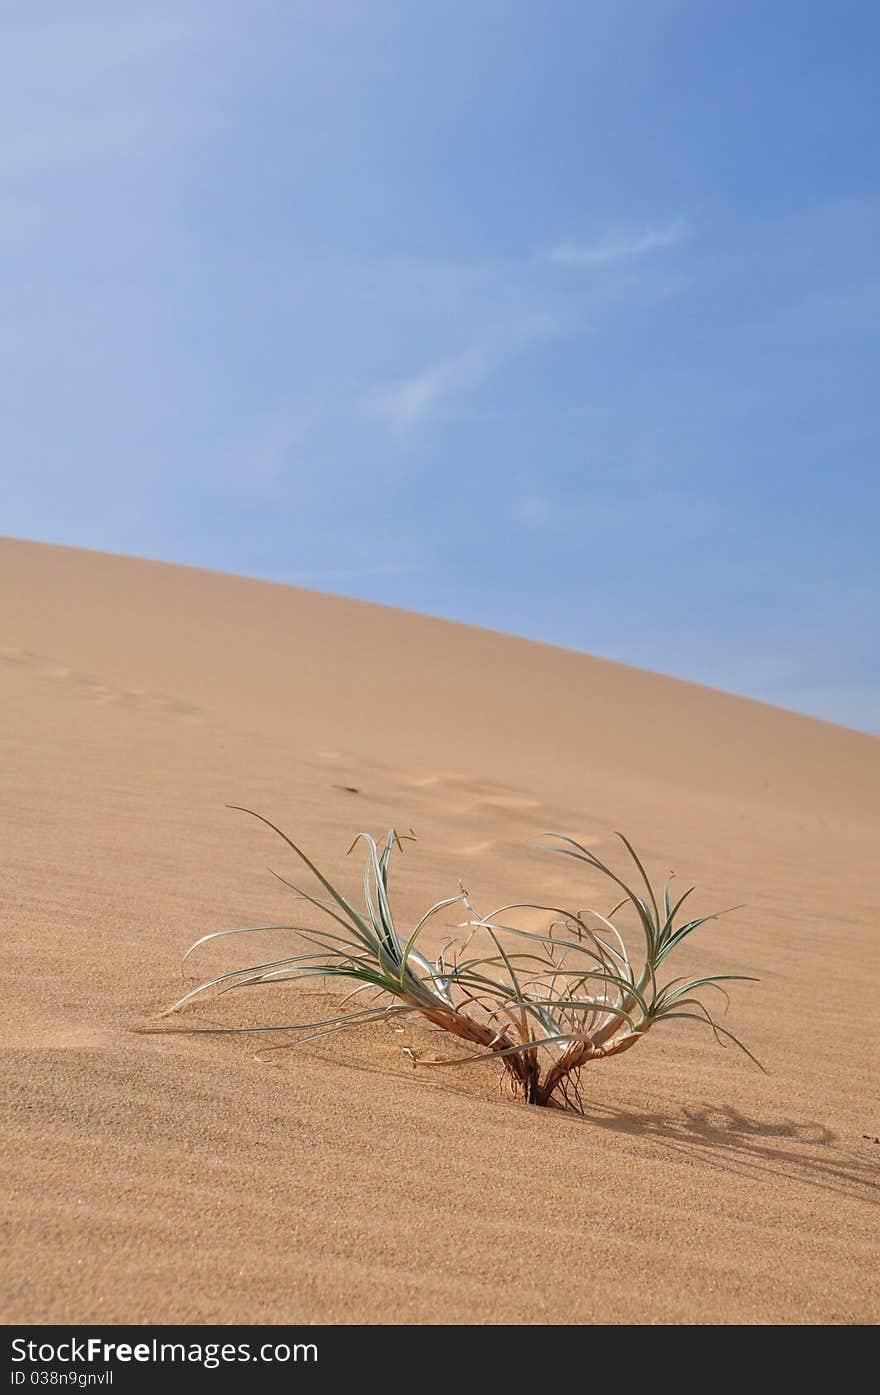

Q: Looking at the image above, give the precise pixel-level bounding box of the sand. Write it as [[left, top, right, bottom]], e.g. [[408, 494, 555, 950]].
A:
[[1, 535, 877, 1325]]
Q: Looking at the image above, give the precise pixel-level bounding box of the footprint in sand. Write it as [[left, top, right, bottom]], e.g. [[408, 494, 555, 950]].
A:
[[0, 646, 203, 719]]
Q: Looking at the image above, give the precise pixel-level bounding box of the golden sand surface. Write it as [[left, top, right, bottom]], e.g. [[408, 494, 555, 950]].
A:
[[2, 536, 877, 1323]]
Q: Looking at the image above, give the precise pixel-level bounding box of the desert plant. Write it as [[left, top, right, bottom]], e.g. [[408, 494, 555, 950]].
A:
[[166, 808, 760, 1111]]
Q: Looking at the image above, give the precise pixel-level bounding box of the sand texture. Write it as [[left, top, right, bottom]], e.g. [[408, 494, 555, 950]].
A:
[[1, 537, 878, 1324]]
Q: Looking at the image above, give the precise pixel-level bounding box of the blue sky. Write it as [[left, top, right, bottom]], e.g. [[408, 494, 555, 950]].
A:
[[3, 1, 878, 732]]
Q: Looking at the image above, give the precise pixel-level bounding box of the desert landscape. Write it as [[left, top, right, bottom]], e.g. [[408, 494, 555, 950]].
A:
[[2, 535, 878, 1324]]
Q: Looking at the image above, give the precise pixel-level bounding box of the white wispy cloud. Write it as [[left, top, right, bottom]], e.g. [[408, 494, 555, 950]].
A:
[[365, 344, 494, 435], [364, 313, 568, 435], [542, 219, 688, 267]]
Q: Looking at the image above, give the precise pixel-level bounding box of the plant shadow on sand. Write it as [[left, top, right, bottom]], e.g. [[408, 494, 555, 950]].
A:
[[565, 1099, 880, 1203], [299, 1046, 878, 1204]]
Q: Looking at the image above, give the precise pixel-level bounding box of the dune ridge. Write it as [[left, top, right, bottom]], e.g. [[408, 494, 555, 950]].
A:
[[2, 536, 877, 1324]]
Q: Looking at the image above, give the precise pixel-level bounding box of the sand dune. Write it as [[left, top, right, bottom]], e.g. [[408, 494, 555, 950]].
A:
[[2, 536, 877, 1324]]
